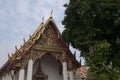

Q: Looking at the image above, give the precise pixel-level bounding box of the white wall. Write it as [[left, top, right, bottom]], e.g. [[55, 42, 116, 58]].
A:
[[33, 53, 63, 80]]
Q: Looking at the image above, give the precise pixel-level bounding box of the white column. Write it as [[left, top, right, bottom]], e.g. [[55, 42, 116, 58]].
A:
[[70, 71, 74, 80], [2, 76, 5, 80], [6, 73, 12, 80], [2, 76, 6, 80], [63, 62, 68, 80], [3, 75, 7, 80], [18, 68, 25, 80], [27, 59, 33, 80]]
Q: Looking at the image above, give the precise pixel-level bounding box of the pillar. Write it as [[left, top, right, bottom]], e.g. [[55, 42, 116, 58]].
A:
[[63, 62, 68, 80], [70, 71, 74, 80], [68, 60, 74, 80], [62, 52, 68, 80], [3, 75, 7, 80], [2, 76, 5, 80], [18, 68, 25, 80], [26, 59, 33, 80]]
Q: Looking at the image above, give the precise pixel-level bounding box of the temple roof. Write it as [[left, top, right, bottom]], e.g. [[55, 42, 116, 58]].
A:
[[0, 16, 80, 74]]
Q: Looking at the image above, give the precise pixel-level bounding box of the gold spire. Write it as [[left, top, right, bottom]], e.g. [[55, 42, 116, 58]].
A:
[[20, 44, 22, 48], [23, 38, 26, 43], [29, 35, 32, 38], [15, 45, 18, 51], [42, 16, 44, 23], [74, 50, 76, 58], [50, 9, 53, 18], [8, 53, 11, 59], [11, 53, 14, 56], [79, 58, 81, 66]]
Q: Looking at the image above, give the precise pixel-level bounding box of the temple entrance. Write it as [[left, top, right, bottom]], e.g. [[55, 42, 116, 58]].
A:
[[33, 53, 62, 80]]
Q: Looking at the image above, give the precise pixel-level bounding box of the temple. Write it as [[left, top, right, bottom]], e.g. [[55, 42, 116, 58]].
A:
[[0, 15, 80, 80]]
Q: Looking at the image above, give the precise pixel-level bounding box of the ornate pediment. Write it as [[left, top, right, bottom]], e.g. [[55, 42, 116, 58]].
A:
[[35, 25, 62, 49]]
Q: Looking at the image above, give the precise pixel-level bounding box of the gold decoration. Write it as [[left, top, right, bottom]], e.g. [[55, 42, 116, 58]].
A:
[[20, 45, 22, 48], [15, 45, 18, 51], [29, 35, 32, 38], [50, 9, 53, 17], [23, 38, 26, 43], [8, 53, 11, 59], [42, 16, 44, 23]]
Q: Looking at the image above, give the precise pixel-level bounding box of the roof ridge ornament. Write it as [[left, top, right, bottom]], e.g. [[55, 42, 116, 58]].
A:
[[15, 45, 18, 51], [23, 38, 26, 43], [29, 35, 32, 38], [79, 58, 81, 66], [74, 50, 76, 58], [8, 53, 11, 59], [20, 44, 22, 48], [50, 9, 53, 18], [42, 16, 44, 24]]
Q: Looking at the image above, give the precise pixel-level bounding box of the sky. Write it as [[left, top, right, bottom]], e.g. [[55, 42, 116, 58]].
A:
[[0, 0, 84, 67]]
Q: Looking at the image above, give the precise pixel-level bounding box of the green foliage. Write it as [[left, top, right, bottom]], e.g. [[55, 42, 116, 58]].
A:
[[62, 0, 120, 80]]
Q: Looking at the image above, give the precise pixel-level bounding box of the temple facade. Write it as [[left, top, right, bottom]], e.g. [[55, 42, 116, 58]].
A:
[[0, 16, 80, 80]]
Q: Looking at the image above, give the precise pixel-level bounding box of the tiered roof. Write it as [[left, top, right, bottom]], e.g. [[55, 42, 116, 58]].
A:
[[0, 16, 80, 74]]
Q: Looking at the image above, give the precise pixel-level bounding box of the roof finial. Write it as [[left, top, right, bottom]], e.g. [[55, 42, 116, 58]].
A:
[[42, 16, 44, 23], [15, 45, 18, 51], [79, 58, 82, 66], [74, 50, 76, 58], [50, 9, 53, 18], [8, 53, 11, 59], [20, 44, 22, 48], [11, 53, 14, 56], [23, 38, 26, 43], [29, 35, 32, 38]]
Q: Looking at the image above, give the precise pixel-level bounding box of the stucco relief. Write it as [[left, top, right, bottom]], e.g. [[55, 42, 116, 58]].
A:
[[37, 25, 62, 48]]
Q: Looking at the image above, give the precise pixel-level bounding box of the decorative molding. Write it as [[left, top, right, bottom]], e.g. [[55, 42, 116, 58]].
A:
[[33, 45, 63, 53], [36, 25, 62, 48]]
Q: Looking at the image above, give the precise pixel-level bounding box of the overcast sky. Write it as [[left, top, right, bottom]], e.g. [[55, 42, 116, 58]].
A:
[[0, 0, 84, 67]]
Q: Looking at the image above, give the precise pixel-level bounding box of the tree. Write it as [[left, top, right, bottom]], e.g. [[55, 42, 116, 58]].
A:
[[62, 0, 120, 80]]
